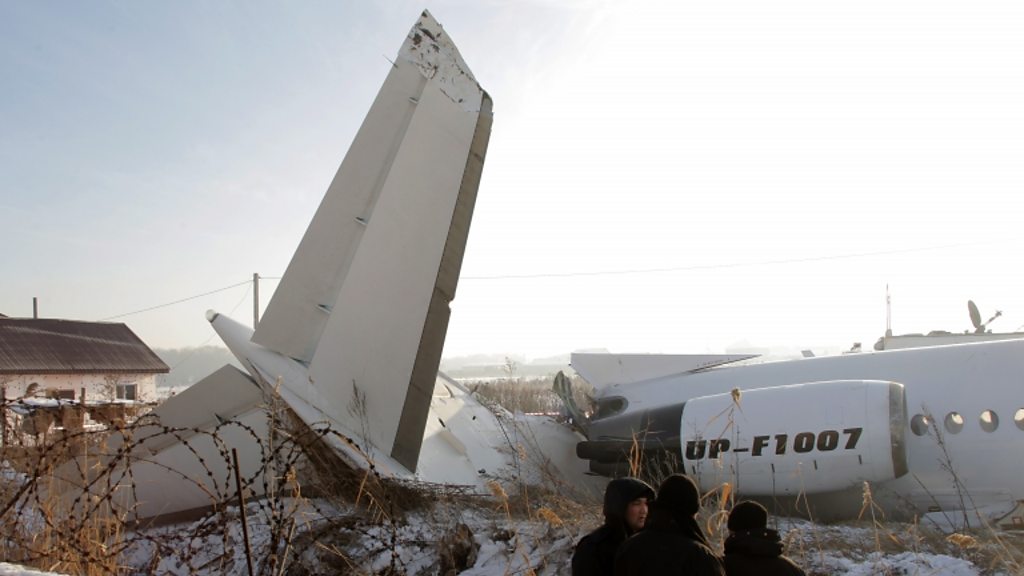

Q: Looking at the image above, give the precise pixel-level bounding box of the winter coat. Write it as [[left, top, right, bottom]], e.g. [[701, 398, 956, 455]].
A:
[[612, 507, 725, 576], [723, 529, 806, 576], [573, 523, 628, 576], [572, 478, 655, 576]]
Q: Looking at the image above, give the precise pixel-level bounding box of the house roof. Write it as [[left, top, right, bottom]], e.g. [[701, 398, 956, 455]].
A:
[[0, 318, 169, 375]]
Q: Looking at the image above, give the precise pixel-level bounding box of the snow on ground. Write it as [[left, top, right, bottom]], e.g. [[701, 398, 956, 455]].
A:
[[771, 516, 1021, 576], [823, 552, 980, 576], [3, 477, 1019, 575], [0, 565, 66, 576], [2, 511, 1014, 575], [102, 498, 1016, 575], [111, 495, 584, 575]]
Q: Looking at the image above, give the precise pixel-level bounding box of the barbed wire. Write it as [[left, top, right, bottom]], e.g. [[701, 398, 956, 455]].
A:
[[0, 394, 424, 575]]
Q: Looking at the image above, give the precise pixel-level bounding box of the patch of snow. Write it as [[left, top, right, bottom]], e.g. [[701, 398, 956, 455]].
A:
[[818, 551, 981, 575], [0, 563, 67, 575]]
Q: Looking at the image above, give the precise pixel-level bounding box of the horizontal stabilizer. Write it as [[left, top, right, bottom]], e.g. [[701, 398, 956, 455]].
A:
[[55, 364, 271, 522], [571, 352, 757, 390], [118, 365, 264, 456]]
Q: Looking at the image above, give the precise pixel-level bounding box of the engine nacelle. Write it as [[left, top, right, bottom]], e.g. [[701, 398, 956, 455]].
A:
[[680, 380, 908, 496]]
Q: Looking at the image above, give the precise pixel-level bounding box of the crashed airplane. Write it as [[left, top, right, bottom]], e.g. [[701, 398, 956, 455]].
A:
[[54, 11, 598, 522], [54, 10, 1023, 529], [562, 342, 1024, 525]]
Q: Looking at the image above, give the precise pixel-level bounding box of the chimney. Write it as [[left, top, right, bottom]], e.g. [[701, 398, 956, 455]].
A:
[[33, 297, 38, 319]]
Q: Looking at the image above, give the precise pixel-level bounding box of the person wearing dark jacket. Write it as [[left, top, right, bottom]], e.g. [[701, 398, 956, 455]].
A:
[[614, 474, 725, 576], [723, 501, 805, 576], [572, 477, 655, 576]]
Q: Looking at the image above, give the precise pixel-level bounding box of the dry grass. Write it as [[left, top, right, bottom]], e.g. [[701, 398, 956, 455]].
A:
[[4, 385, 1024, 575], [0, 384, 592, 575], [0, 429, 128, 574]]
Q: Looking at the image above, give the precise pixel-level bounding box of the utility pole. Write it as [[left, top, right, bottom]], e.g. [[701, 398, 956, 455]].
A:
[[253, 273, 260, 328]]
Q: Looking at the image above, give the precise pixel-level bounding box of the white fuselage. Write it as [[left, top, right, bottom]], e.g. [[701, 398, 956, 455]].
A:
[[589, 338, 1024, 518]]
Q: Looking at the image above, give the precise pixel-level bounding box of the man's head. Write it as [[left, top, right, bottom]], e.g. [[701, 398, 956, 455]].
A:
[[654, 474, 701, 517], [727, 500, 769, 533], [603, 477, 655, 532]]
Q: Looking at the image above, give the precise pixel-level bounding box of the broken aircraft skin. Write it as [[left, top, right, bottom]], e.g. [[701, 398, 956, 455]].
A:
[[52, 10, 600, 523]]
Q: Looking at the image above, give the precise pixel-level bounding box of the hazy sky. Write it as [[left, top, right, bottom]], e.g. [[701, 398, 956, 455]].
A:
[[3, 1, 1023, 359]]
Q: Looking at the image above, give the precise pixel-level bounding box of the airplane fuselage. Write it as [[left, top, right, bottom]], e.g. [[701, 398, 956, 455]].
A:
[[581, 339, 1024, 520]]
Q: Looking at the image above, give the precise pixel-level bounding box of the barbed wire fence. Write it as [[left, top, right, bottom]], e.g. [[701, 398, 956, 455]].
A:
[[0, 388, 494, 576]]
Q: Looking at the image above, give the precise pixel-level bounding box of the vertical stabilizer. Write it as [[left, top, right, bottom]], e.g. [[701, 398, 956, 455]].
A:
[[253, 11, 487, 364], [255, 11, 491, 472]]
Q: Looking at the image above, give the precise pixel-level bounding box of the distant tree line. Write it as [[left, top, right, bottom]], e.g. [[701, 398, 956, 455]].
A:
[[153, 346, 242, 389]]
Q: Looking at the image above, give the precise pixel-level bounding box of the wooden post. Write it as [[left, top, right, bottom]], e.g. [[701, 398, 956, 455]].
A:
[[233, 448, 255, 576], [253, 273, 260, 328], [1, 385, 6, 448]]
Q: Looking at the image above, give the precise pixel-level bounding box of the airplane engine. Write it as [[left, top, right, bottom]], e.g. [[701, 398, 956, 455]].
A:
[[680, 379, 908, 496]]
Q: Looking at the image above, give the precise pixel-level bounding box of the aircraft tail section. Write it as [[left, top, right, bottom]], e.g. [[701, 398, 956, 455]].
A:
[[253, 11, 486, 365], [392, 101, 491, 468], [53, 11, 494, 522], [253, 12, 492, 472]]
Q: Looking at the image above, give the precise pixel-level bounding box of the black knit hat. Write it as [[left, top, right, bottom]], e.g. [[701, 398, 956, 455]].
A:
[[654, 474, 701, 516], [602, 477, 655, 520], [728, 500, 768, 532]]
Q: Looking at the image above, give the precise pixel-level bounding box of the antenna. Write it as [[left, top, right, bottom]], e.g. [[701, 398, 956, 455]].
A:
[[968, 300, 982, 333], [968, 300, 1003, 334], [885, 285, 892, 337]]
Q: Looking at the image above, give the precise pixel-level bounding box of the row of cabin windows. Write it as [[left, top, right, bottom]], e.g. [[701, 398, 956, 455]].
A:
[[909, 408, 1024, 436]]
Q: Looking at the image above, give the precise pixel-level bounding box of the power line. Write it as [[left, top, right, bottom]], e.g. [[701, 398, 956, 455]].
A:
[[98, 276, 285, 322], [99, 280, 253, 321], [92, 239, 994, 320], [461, 241, 991, 281], [163, 282, 253, 373]]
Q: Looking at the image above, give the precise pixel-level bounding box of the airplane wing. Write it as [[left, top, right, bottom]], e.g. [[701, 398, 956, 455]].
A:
[[570, 352, 758, 391]]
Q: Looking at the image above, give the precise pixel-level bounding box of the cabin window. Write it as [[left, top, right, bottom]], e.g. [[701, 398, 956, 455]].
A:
[[116, 384, 137, 401], [1015, 408, 1024, 431], [944, 412, 964, 434], [980, 409, 999, 433], [910, 413, 931, 436]]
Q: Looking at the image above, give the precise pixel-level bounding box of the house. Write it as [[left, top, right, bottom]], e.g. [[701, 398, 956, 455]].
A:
[[0, 317, 169, 403], [996, 501, 1024, 531]]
